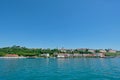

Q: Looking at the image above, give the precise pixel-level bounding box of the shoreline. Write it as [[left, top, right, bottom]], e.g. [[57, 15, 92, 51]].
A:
[[0, 56, 119, 59], [0, 57, 27, 58]]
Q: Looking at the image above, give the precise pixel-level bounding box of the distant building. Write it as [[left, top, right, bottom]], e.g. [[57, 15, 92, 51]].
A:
[[82, 53, 105, 57], [41, 53, 50, 57], [57, 54, 65, 58], [99, 49, 107, 53], [97, 53, 105, 58], [82, 54, 94, 57], [108, 50, 117, 53], [73, 53, 82, 57], [88, 49, 95, 53], [56, 53, 73, 58], [5, 54, 19, 57]]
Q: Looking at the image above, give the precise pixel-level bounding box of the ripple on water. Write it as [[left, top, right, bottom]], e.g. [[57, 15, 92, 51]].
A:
[[0, 58, 120, 80]]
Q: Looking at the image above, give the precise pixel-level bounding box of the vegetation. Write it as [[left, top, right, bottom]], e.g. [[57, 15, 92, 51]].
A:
[[105, 52, 120, 57], [0, 45, 119, 57], [0, 45, 62, 57], [0, 46, 92, 57]]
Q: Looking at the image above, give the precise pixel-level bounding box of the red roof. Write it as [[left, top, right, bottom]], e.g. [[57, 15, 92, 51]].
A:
[[5, 54, 19, 57]]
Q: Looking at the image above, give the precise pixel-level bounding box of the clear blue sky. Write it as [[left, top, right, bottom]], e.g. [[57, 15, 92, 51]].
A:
[[0, 0, 120, 49]]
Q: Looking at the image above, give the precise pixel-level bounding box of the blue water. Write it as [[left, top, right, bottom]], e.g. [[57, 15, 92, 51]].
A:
[[0, 58, 120, 80]]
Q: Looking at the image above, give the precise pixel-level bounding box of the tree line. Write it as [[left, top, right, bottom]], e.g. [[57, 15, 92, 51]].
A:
[[0, 45, 120, 57], [0, 45, 96, 56]]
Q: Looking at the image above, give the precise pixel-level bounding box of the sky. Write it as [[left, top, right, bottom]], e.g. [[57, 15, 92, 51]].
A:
[[0, 0, 120, 49]]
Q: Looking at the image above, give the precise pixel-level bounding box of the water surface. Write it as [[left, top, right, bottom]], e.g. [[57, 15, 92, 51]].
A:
[[0, 58, 120, 80]]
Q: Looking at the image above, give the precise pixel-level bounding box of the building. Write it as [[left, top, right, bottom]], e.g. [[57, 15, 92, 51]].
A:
[[56, 53, 73, 58], [5, 54, 19, 57], [88, 49, 95, 53], [108, 50, 117, 53], [57, 54, 65, 58], [73, 53, 82, 57], [99, 49, 107, 53], [97, 53, 105, 58], [41, 53, 50, 57], [83, 54, 95, 57]]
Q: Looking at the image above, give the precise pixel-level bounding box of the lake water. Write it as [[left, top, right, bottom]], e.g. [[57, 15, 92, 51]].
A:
[[0, 58, 120, 80]]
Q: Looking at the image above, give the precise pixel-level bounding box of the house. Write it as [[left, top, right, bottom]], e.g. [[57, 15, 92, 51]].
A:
[[73, 53, 82, 57], [57, 53, 74, 57], [88, 49, 95, 53], [57, 54, 65, 58], [99, 49, 107, 53], [108, 50, 117, 53], [41, 53, 50, 57], [64, 54, 72, 57], [5, 54, 19, 57], [97, 53, 105, 58], [56, 53, 73, 58], [82, 54, 95, 57]]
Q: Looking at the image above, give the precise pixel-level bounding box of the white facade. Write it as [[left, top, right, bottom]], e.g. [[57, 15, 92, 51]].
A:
[[57, 54, 65, 58]]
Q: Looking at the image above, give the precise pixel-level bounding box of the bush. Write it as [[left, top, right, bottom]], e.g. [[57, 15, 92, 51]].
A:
[[0, 52, 6, 56], [105, 52, 118, 56]]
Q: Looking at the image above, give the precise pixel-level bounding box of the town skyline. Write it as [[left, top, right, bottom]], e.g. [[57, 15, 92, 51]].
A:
[[0, 45, 119, 58]]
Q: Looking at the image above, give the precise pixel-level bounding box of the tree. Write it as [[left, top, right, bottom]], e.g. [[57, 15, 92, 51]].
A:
[[95, 50, 100, 53]]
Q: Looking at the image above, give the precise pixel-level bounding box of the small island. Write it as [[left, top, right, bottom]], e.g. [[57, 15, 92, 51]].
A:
[[0, 45, 120, 58]]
